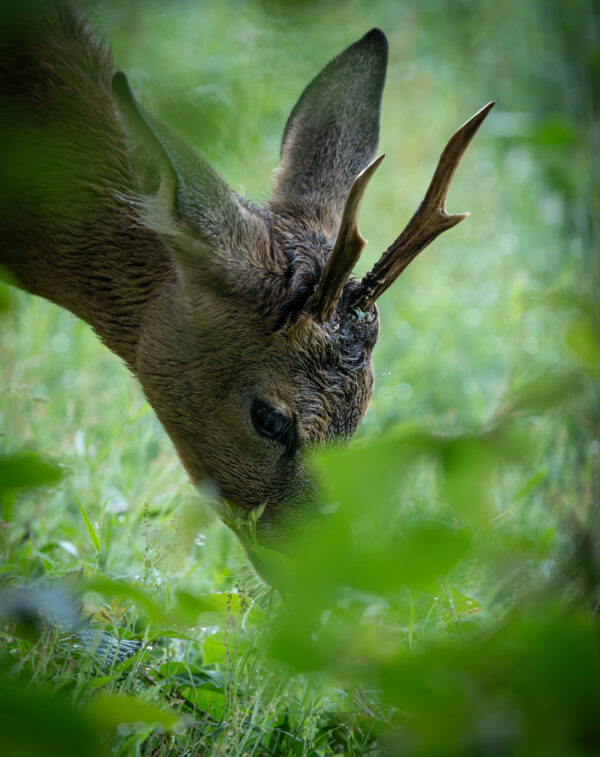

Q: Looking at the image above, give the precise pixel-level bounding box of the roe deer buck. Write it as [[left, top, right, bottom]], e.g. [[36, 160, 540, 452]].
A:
[[0, 1, 494, 545]]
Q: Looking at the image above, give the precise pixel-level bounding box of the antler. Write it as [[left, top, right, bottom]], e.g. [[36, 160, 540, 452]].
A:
[[311, 154, 385, 321], [350, 101, 495, 313]]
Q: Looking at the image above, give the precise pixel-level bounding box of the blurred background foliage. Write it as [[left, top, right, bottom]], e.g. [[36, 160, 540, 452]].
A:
[[0, 0, 598, 754]]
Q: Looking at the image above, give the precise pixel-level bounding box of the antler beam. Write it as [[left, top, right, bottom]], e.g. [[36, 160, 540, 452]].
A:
[[312, 154, 385, 321], [350, 101, 495, 313]]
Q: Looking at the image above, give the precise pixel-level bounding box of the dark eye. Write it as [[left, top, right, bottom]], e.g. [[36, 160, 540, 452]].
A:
[[251, 399, 295, 448]]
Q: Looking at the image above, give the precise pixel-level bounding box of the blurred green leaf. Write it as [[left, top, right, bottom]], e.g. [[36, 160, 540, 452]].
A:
[[0, 677, 101, 757], [378, 600, 600, 754], [439, 427, 532, 524], [267, 518, 473, 671], [202, 636, 227, 665], [311, 423, 440, 516], [312, 423, 531, 531], [84, 693, 181, 732], [0, 452, 64, 493], [242, 541, 297, 595], [448, 586, 482, 617]]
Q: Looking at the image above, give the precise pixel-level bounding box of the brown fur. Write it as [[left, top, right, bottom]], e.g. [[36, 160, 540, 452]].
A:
[[0, 1, 386, 543]]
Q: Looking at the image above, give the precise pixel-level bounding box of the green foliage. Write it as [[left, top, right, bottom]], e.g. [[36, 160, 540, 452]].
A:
[[1, 0, 598, 754], [77, 499, 101, 553], [0, 680, 103, 757]]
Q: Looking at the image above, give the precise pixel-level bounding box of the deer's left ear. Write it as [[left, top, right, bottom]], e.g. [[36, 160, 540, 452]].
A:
[[112, 72, 275, 292], [270, 29, 387, 236]]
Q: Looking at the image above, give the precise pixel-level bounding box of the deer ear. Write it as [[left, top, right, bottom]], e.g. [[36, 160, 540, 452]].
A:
[[270, 29, 387, 236], [112, 72, 271, 290]]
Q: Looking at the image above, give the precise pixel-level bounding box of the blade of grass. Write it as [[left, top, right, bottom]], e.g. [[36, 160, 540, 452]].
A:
[[77, 498, 100, 553]]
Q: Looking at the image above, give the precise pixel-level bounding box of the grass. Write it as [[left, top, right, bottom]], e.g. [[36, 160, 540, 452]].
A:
[[1, 0, 599, 754]]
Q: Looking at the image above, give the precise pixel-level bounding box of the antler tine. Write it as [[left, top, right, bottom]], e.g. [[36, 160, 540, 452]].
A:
[[351, 101, 495, 313], [312, 154, 385, 321]]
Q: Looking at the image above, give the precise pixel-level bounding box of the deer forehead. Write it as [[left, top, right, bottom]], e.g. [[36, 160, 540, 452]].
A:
[[268, 315, 377, 438]]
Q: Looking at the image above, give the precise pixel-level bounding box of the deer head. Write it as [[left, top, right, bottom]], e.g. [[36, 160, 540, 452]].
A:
[[111, 29, 493, 545]]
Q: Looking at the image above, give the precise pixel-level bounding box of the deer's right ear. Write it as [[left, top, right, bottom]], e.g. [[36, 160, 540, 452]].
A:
[[270, 29, 388, 236], [112, 72, 272, 291]]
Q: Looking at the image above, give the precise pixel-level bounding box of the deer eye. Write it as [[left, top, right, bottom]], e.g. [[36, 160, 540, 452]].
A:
[[251, 399, 294, 446]]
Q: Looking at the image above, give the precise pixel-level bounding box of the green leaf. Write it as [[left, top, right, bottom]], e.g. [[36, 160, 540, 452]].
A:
[[0, 452, 64, 493], [189, 689, 224, 720], [202, 636, 227, 665], [311, 422, 437, 515], [0, 678, 101, 757], [84, 693, 181, 732], [448, 587, 482, 618], [77, 499, 100, 553], [242, 541, 297, 595], [438, 428, 531, 524]]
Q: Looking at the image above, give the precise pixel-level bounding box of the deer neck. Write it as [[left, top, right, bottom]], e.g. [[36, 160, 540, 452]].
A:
[[3, 200, 175, 371]]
